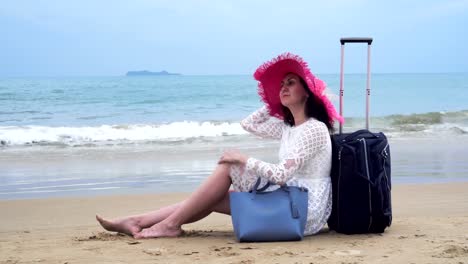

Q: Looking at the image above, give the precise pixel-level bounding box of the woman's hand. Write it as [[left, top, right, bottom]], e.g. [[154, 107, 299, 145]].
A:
[[218, 149, 248, 165]]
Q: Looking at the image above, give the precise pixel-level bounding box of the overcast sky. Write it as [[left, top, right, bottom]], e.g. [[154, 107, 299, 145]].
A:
[[1, 0, 467, 76]]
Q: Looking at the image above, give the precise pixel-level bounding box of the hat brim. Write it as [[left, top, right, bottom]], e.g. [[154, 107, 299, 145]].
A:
[[253, 53, 344, 125]]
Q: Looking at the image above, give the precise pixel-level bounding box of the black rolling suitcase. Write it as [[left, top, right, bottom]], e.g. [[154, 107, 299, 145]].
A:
[[328, 38, 392, 234]]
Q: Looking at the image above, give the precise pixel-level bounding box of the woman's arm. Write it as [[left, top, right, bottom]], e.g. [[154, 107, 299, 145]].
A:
[[245, 121, 329, 184], [240, 106, 285, 139]]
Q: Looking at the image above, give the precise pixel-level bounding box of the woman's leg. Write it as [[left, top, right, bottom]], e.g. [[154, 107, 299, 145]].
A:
[[134, 163, 232, 238], [97, 163, 232, 237], [96, 203, 181, 236], [96, 191, 231, 236]]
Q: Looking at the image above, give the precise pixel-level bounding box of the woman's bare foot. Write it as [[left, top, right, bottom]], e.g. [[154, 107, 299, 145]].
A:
[[96, 215, 142, 237], [134, 222, 182, 239]]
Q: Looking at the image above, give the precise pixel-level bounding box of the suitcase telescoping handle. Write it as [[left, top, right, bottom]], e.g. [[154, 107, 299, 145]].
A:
[[339, 37, 373, 134]]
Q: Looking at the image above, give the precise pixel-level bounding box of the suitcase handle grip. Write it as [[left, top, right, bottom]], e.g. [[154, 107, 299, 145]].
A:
[[340, 38, 373, 45], [343, 129, 378, 142]]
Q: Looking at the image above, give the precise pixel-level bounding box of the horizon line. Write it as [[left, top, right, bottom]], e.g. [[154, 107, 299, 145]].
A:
[[1, 71, 467, 78]]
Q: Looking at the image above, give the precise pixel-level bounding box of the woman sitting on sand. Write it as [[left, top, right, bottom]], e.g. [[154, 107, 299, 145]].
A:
[[97, 53, 344, 239]]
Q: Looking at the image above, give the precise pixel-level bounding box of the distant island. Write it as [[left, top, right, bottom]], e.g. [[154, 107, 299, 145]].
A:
[[126, 70, 181, 76]]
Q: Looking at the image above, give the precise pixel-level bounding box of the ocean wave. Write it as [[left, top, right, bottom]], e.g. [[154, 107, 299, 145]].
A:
[[0, 121, 248, 146], [387, 110, 468, 125], [0, 110, 467, 147], [342, 110, 468, 135]]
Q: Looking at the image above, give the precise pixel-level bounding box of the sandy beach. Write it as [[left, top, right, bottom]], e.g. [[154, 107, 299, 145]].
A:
[[1, 182, 467, 264]]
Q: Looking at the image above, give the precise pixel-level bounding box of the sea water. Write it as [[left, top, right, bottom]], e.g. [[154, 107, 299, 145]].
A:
[[1, 73, 467, 147], [1, 73, 467, 199]]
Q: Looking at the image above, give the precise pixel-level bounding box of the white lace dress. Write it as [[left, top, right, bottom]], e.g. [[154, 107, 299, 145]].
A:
[[230, 106, 332, 235]]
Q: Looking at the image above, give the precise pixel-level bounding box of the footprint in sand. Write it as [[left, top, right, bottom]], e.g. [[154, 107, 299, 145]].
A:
[[334, 250, 361, 256], [4, 258, 20, 264], [273, 251, 298, 256], [239, 246, 257, 250], [74, 232, 127, 242], [231, 260, 254, 264], [211, 246, 239, 257], [432, 245, 468, 259], [143, 247, 167, 256], [213, 246, 232, 251]]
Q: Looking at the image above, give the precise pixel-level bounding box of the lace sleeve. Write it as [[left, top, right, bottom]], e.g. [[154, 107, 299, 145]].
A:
[[245, 120, 329, 184], [240, 106, 285, 139]]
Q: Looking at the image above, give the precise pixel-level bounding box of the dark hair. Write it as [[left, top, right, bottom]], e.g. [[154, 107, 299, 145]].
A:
[[282, 77, 334, 133]]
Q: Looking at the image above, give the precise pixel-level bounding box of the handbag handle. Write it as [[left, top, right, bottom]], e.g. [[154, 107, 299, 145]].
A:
[[250, 178, 302, 219], [251, 177, 271, 192]]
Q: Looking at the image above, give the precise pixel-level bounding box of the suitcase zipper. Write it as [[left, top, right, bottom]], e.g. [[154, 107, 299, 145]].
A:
[[380, 143, 389, 159], [337, 146, 343, 230], [383, 166, 390, 190], [359, 138, 373, 231], [381, 143, 390, 191], [381, 143, 392, 226]]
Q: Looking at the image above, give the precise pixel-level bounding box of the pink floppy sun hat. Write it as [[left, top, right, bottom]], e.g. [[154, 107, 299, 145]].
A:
[[253, 52, 344, 125]]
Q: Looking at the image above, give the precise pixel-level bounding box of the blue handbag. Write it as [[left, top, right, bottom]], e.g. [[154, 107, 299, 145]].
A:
[[229, 178, 309, 242]]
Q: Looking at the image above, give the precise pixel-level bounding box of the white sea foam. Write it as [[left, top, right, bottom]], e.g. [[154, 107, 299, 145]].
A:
[[17, 181, 141, 190], [0, 186, 123, 195], [1, 111, 468, 147], [0, 121, 248, 146]]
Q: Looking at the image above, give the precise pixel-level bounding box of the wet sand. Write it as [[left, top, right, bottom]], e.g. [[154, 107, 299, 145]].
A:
[[1, 136, 468, 200]]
